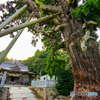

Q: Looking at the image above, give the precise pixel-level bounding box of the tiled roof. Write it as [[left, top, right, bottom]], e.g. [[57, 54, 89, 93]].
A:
[[0, 62, 28, 72]]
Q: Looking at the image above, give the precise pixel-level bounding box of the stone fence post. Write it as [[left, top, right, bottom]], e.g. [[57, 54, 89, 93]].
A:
[[0, 71, 7, 88], [45, 76, 48, 87]]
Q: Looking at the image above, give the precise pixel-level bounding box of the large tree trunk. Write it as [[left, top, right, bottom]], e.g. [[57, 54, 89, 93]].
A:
[[58, 1, 100, 100], [63, 24, 100, 100]]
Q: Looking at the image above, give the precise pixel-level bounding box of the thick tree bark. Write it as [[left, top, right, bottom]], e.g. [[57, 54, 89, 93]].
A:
[[58, 0, 100, 100]]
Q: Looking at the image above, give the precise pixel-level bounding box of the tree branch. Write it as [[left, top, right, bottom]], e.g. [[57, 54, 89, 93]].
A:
[[49, 41, 65, 50], [33, 28, 55, 38], [35, 0, 62, 13], [33, 23, 68, 35], [42, 5, 62, 13], [0, 13, 59, 37], [42, 18, 60, 26], [26, 0, 41, 18], [54, 42, 65, 50], [82, 20, 97, 29], [10, 1, 27, 4], [0, 5, 28, 31], [87, 21, 97, 25]]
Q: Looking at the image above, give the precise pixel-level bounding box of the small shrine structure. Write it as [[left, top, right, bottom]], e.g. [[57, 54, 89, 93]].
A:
[[0, 61, 34, 85]]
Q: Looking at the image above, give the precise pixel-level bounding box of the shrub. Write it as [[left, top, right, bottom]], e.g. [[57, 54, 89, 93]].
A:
[[56, 69, 74, 96]]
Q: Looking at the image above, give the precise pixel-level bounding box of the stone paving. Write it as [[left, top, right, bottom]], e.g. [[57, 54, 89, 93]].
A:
[[9, 87, 38, 100]]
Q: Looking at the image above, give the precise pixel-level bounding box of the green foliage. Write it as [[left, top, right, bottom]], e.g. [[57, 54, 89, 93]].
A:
[[23, 48, 72, 79], [72, 0, 100, 27], [56, 69, 74, 96], [57, 51, 72, 69], [41, 25, 71, 79], [41, 25, 71, 78], [45, 50, 72, 78], [35, 0, 43, 13], [22, 49, 48, 76], [41, 25, 63, 51], [53, 18, 59, 24], [41, 68, 47, 75], [32, 50, 48, 75]]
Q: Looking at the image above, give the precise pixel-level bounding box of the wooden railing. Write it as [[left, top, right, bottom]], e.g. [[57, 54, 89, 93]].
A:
[[31, 79, 57, 88]]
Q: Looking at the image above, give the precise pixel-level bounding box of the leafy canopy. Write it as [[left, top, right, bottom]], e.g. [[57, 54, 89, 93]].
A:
[[45, 50, 71, 78], [22, 50, 48, 76], [72, 0, 100, 27]]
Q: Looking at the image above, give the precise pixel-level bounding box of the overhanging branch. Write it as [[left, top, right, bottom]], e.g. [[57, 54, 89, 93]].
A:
[[33, 28, 56, 39], [49, 42, 65, 51], [49, 42, 65, 61], [26, 0, 41, 18], [42, 5, 62, 13], [35, 0, 62, 14], [0, 13, 60, 37], [33, 23, 68, 35], [0, 5, 28, 31], [54, 42, 65, 51], [10, 1, 27, 4]]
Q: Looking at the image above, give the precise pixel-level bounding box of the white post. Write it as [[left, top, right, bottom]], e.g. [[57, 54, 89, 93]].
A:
[[40, 70, 41, 77], [0, 71, 7, 88], [45, 76, 48, 87]]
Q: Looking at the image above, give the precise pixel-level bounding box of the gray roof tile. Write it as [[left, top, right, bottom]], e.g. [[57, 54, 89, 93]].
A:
[[0, 62, 28, 72]]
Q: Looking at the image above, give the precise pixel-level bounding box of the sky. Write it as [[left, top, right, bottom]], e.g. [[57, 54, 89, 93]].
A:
[[0, 0, 43, 60], [0, 0, 100, 60]]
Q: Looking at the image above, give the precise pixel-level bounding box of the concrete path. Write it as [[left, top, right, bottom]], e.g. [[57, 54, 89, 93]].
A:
[[9, 87, 39, 100]]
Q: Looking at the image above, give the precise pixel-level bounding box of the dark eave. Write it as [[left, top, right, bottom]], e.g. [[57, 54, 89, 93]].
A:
[[0, 68, 35, 75]]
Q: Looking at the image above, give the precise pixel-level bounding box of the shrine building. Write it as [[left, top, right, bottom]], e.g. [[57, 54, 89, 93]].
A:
[[0, 61, 34, 85]]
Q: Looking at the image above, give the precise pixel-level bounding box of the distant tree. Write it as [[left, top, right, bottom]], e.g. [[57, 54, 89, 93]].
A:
[[57, 50, 72, 69], [22, 50, 48, 76], [32, 50, 48, 75], [23, 49, 71, 78], [45, 50, 71, 78]]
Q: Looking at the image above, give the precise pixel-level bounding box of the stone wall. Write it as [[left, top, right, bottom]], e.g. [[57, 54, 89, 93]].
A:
[[34, 87, 58, 100]]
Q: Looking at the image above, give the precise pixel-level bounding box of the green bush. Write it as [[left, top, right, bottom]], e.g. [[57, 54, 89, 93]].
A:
[[56, 69, 74, 96]]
